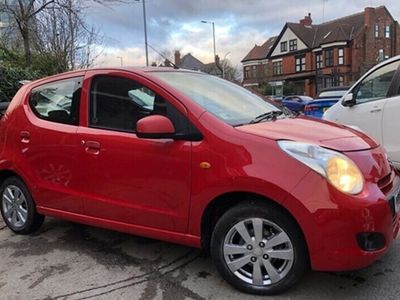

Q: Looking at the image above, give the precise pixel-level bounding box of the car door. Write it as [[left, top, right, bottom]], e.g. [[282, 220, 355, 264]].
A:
[[381, 68, 400, 166], [18, 76, 84, 213], [334, 60, 400, 144], [76, 70, 193, 233]]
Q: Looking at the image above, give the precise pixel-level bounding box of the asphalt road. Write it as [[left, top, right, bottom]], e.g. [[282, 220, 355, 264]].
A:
[[0, 216, 399, 300]]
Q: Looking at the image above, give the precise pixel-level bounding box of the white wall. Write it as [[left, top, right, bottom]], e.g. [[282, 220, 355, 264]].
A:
[[270, 28, 308, 57]]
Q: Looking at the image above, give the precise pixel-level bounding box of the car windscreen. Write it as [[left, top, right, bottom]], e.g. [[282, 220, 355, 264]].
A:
[[151, 71, 280, 126]]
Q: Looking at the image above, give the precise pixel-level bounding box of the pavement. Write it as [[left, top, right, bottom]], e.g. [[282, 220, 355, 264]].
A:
[[0, 216, 399, 300]]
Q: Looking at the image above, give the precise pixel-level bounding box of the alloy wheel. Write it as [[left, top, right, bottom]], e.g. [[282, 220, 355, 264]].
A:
[[223, 218, 294, 286]]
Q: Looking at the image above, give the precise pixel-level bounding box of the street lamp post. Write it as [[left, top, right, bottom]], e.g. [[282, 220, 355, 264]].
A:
[[136, 0, 149, 66], [201, 20, 216, 62]]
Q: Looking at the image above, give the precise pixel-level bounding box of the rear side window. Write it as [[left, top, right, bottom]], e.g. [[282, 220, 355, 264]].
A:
[[354, 61, 400, 104], [30, 77, 83, 125]]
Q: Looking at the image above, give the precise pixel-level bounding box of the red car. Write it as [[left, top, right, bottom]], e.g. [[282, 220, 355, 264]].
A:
[[0, 68, 399, 295]]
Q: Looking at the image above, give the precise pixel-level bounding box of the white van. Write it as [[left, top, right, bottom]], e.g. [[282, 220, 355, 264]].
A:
[[324, 55, 400, 169]]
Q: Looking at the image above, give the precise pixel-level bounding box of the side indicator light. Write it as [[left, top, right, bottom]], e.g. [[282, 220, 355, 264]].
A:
[[200, 162, 211, 169]]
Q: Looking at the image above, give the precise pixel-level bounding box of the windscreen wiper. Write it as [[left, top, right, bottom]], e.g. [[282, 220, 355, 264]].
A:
[[249, 110, 283, 124]]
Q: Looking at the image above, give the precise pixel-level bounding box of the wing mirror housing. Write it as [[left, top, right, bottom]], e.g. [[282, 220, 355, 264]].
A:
[[343, 93, 355, 107], [136, 115, 176, 139]]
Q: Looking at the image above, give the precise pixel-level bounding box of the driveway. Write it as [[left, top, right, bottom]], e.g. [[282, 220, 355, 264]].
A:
[[0, 217, 399, 300]]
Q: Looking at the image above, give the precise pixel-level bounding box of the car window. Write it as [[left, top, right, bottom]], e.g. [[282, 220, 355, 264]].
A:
[[89, 75, 188, 133], [30, 77, 82, 125], [355, 61, 400, 104]]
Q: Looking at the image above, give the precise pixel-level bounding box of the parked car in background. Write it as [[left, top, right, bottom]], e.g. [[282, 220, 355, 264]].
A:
[[282, 95, 313, 112], [0, 68, 399, 295], [324, 55, 400, 170], [304, 86, 349, 118]]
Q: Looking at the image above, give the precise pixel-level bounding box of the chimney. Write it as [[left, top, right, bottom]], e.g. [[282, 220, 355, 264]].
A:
[[174, 50, 181, 66], [364, 7, 374, 27], [300, 13, 312, 26]]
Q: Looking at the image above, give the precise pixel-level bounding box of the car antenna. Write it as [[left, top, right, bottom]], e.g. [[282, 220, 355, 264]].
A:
[[146, 43, 180, 69]]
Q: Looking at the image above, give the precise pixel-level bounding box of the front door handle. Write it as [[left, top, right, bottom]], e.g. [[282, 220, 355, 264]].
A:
[[370, 108, 382, 113], [20, 131, 30, 143], [83, 140, 101, 155]]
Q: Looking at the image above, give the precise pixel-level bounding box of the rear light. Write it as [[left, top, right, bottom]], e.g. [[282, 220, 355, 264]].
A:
[[304, 105, 319, 112]]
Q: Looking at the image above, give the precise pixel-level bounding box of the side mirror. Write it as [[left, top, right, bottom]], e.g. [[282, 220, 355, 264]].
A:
[[343, 93, 355, 107], [136, 115, 175, 139]]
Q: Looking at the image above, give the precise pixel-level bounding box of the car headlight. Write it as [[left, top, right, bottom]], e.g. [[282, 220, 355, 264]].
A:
[[278, 141, 364, 195]]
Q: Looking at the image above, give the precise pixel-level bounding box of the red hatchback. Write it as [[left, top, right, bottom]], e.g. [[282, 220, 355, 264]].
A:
[[0, 68, 399, 295]]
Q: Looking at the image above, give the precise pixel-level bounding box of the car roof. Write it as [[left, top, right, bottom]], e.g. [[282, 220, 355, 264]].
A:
[[318, 86, 350, 93]]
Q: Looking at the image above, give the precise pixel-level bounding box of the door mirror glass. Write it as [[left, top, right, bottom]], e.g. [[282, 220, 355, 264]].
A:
[[136, 115, 175, 139], [343, 93, 354, 106]]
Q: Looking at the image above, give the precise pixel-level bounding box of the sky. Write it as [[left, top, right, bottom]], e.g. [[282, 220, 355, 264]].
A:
[[86, 0, 400, 69]]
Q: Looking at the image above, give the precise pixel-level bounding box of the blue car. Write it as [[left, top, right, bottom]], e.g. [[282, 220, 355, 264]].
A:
[[281, 95, 313, 112], [304, 86, 349, 118]]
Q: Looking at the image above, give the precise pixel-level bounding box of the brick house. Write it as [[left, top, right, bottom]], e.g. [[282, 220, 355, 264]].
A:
[[242, 6, 400, 97], [241, 37, 276, 87]]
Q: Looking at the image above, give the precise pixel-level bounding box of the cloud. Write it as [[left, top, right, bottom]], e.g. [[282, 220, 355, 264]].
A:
[[88, 0, 400, 67]]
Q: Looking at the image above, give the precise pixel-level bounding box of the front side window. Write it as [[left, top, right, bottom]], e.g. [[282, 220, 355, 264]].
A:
[[325, 49, 334, 67], [151, 72, 280, 126], [295, 55, 306, 72], [289, 39, 297, 51], [30, 77, 82, 125], [89, 75, 187, 133], [355, 60, 400, 104]]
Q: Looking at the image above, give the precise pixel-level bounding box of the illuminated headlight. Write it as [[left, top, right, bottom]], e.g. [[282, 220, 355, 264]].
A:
[[278, 141, 364, 195]]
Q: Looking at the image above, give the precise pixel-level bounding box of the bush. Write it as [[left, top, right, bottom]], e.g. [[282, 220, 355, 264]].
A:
[[0, 66, 42, 101]]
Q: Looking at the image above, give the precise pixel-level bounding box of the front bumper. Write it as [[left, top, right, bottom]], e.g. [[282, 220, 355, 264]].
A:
[[286, 148, 400, 272]]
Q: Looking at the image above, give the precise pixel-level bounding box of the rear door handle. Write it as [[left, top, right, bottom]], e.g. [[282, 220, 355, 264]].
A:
[[83, 140, 101, 155], [20, 131, 30, 143]]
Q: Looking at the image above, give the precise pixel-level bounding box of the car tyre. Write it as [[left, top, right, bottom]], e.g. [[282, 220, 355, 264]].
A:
[[211, 202, 308, 295], [0, 177, 44, 234]]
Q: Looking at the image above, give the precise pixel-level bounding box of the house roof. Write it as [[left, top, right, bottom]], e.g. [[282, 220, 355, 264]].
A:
[[268, 6, 392, 56], [178, 53, 205, 71], [241, 36, 277, 62]]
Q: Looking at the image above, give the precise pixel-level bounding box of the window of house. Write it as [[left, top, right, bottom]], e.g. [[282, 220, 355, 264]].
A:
[[264, 64, 269, 77], [324, 77, 333, 88], [316, 52, 323, 69], [378, 49, 384, 62], [338, 48, 344, 65], [281, 41, 287, 52], [30, 77, 83, 125], [244, 66, 250, 79], [89, 75, 187, 133], [295, 55, 306, 72], [273, 61, 283, 75], [289, 39, 297, 51], [355, 60, 400, 104], [338, 75, 344, 86], [385, 25, 390, 38], [325, 49, 334, 67], [252, 65, 257, 78], [375, 24, 379, 38]]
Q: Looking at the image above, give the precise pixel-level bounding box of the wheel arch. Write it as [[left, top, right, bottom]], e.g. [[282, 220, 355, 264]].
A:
[[200, 191, 310, 262]]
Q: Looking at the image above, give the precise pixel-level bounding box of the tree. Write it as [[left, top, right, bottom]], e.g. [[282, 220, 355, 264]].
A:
[[0, 0, 56, 67]]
